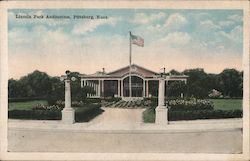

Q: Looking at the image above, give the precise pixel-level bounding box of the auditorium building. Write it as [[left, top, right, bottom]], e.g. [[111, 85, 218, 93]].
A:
[[79, 64, 188, 99]]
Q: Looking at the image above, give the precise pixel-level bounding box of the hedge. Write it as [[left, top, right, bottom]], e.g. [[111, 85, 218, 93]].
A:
[[169, 109, 242, 121], [143, 107, 242, 123], [75, 106, 104, 122], [8, 109, 61, 120]]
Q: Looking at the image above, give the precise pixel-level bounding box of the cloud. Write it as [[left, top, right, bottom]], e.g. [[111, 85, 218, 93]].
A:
[[158, 32, 191, 46], [217, 25, 242, 43], [164, 13, 188, 29], [219, 20, 235, 27], [8, 10, 243, 78], [8, 25, 130, 78], [131, 12, 166, 25], [228, 14, 242, 22], [199, 20, 221, 30], [71, 17, 118, 35]]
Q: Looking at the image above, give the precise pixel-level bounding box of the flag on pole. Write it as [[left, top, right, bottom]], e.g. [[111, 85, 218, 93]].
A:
[[131, 34, 144, 47]]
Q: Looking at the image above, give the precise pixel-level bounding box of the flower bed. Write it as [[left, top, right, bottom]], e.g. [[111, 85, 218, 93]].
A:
[[143, 98, 242, 123], [167, 99, 214, 111], [9, 100, 103, 122]]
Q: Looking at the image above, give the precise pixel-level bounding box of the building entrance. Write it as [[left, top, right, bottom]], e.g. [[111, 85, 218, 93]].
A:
[[123, 76, 143, 97]]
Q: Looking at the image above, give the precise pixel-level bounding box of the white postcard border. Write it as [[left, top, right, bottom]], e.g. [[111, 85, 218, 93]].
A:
[[0, 1, 249, 160]]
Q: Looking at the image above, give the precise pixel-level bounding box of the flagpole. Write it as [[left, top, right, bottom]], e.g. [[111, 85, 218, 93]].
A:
[[129, 31, 132, 98]]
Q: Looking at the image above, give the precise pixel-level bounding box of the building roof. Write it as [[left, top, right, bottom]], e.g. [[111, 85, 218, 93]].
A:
[[79, 64, 188, 79]]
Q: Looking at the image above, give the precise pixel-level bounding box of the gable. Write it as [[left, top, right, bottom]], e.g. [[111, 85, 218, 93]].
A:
[[107, 64, 157, 78]]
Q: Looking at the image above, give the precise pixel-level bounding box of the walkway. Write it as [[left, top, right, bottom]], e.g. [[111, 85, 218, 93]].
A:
[[88, 107, 144, 129], [7, 109, 243, 153], [8, 118, 242, 153]]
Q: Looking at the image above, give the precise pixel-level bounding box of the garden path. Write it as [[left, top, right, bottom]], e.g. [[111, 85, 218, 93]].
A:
[[89, 107, 145, 129]]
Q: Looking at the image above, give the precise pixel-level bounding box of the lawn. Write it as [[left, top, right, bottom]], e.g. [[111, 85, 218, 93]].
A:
[[210, 99, 242, 111], [8, 100, 48, 111]]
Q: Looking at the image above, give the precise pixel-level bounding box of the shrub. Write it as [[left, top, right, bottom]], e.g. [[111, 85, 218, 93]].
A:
[[75, 106, 104, 122], [8, 109, 61, 120], [143, 107, 242, 123], [169, 109, 242, 121], [142, 107, 155, 123]]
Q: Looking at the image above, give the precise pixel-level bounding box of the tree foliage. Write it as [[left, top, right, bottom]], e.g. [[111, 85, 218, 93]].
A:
[[8, 68, 243, 103]]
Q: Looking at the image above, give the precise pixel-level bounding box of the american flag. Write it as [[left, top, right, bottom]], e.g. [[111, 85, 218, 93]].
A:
[[131, 34, 144, 47]]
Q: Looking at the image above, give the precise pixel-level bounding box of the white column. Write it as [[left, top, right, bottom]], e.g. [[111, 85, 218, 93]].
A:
[[95, 83, 98, 96], [87, 81, 89, 97], [118, 80, 120, 97], [98, 80, 101, 97], [155, 78, 168, 125], [91, 82, 93, 97], [102, 80, 104, 97], [121, 79, 123, 97], [93, 83, 96, 96], [158, 78, 165, 106], [143, 80, 145, 97], [84, 80, 87, 86], [64, 79, 71, 109], [184, 79, 187, 84], [81, 79, 83, 88], [62, 79, 75, 124], [146, 80, 149, 97]]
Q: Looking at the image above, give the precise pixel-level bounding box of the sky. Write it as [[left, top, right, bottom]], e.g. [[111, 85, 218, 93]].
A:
[[8, 9, 243, 79]]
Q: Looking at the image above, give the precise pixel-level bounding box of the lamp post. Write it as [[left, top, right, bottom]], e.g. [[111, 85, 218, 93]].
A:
[[60, 70, 76, 124], [155, 68, 168, 125]]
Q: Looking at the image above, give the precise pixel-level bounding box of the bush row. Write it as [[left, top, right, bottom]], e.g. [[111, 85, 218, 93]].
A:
[[9, 105, 103, 122], [169, 109, 242, 121], [143, 107, 242, 123], [8, 109, 61, 120]]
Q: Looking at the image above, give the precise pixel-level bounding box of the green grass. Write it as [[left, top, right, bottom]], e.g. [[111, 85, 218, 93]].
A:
[[8, 100, 48, 111], [210, 99, 242, 110]]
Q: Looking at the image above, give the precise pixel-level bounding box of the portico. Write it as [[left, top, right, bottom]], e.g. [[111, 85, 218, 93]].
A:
[[79, 64, 188, 99]]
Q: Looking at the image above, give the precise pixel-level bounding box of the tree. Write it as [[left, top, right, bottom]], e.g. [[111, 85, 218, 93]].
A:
[[8, 79, 22, 98], [218, 69, 242, 97], [166, 81, 187, 97], [168, 69, 181, 75], [18, 70, 51, 97], [47, 77, 64, 105], [183, 68, 210, 98]]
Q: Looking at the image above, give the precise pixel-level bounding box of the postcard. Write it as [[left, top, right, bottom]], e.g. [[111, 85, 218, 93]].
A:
[[0, 0, 249, 161]]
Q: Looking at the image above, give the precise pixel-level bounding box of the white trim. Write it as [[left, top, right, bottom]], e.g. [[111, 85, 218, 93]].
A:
[[121, 73, 145, 80]]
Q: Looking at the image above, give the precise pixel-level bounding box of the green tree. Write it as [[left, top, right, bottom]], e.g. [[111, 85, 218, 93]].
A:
[[218, 69, 242, 97], [166, 81, 187, 97], [19, 70, 51, 97], [168, 69, 181, 75], [47, 77, 64, 105]]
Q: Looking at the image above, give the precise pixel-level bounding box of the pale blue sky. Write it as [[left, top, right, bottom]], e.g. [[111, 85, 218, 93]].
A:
[[8, 9, 243, 79]]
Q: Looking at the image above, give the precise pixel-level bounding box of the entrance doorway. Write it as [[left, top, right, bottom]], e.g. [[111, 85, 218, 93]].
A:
[[123, 76, 143, 97]]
